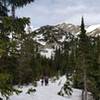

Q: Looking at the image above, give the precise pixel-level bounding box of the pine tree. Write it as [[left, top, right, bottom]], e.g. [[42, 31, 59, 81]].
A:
[[58, 75, 73, 97], [54, 47, 62, 73], [8, 0, 34, 18], [88, 36, 100, 100], [79, 17, 88, 100], [76, 17, 92, 100], [0, 1, 8, 17]]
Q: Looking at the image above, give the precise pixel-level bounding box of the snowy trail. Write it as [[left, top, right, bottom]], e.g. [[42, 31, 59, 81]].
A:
[[3, 76, 82, 100]]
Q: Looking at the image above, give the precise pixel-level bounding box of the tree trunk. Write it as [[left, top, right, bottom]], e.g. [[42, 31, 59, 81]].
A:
[[11, 4, 15, 18], [4, 0, 7, 7], [83, 68, 88, 100], [82, 90, 84, 100]]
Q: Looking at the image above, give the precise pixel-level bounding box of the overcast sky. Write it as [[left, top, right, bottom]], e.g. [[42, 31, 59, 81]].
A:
[[16, 0, 100, 28]]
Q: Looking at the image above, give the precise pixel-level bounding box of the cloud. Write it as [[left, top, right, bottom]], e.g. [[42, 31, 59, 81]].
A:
[[16, 0, 100, 28]]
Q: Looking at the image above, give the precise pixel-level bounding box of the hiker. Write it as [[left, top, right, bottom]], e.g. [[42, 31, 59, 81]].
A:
[[41, 76, 44, 86], [44, 76, 49, 86]]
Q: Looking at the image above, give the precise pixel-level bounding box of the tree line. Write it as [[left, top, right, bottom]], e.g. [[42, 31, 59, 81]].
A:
[[0, 1, 100, 100], [54, 18, 100, 100]]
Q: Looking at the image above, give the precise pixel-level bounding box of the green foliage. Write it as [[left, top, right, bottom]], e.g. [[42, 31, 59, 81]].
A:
[[63, 79, 73, 96], [2, 17, 30, 33], [56, 18, 100, 100], [0, 13, 100, 100], [58, 76, 73, 97], [0, 73, 17, 99], [7, 0, 34, 8], [73, 18, 100, 100], [1, 0, 34, 17], [0, 1, 8, 16], [26, 88, 36, 94], [58, 91, 64, 96]]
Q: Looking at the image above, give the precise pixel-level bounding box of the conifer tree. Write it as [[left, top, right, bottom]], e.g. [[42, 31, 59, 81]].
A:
[[78, 17, 91, 100], [78, 17, 88, 100], [9, 0, 34, 18], [0, 1, 8, 17]]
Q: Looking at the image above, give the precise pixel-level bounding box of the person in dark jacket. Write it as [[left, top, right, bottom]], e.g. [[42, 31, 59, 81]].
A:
[[44, 76, 49, 86], [41, 76, 44, 86]]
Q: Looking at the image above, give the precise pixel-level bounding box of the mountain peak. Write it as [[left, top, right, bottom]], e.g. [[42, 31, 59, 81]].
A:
[[56, 22, 80, 33], [32, 22, 100, 58]]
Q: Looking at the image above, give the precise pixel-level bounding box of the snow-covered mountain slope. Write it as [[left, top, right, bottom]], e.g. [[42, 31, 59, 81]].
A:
[[32, 23, 100, 58], [56, 23, 80, 33], [86, 24, 100, 33], [32, 24, 75, 58], [86, 24, 100, 36], [2, 76, 83, 100]]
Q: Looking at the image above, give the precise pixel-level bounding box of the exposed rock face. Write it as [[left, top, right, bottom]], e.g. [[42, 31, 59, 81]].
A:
[[56, 23, 80, 33]]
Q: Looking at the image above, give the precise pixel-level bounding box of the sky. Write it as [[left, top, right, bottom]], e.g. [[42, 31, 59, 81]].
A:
[[16, 0, 100, 28]]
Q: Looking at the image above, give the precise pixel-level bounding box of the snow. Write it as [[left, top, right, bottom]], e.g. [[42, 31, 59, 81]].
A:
[[40, 48, 54, 58], [37, 41, 46, 46], [1, 76, 83, 100], [68, 24, 73, 28], [33, 34, 46, 45], [59, 36, 66, 42], [75, 24, 100, 36], [86, 24, 100, 33], [25, 26, 39, 32]]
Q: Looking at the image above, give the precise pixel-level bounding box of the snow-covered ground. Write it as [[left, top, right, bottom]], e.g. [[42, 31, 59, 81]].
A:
[[1, 76, 83, 100]]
